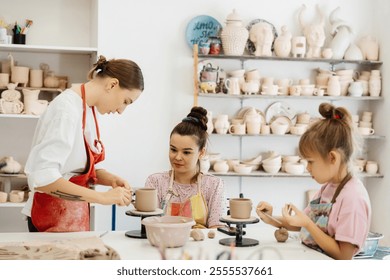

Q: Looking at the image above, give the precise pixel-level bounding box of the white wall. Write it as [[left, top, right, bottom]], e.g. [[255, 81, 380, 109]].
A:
[[95, 0, 389, 245]]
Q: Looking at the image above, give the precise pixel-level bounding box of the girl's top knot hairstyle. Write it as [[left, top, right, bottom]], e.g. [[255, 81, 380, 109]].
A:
[[171, 106, 209, 150], [88, 55, 144, 92], [299, 102, 360, 171]]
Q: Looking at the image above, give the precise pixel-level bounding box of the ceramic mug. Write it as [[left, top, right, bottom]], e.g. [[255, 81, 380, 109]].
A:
[[358, 127, 375, 135], [365, 161, 378, 174], [229, 123, 246, 135], [229, 198, 252, 219], [260, 124, 271, 135], [132, 188, 157, 212]]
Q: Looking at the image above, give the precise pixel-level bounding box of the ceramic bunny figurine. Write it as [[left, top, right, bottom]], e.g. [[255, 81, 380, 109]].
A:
[[298, 4, 326, 58]]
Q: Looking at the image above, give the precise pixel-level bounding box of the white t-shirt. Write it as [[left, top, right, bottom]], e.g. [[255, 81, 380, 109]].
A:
[[22, 89, 104, 217]]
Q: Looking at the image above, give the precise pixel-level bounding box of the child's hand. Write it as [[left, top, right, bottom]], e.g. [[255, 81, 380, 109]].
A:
[[256, 201, 273, 223], [281, 203, 310, 228]]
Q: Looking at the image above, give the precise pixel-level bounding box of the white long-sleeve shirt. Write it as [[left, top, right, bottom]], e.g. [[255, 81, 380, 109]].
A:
[[22, 89, 104, 217]]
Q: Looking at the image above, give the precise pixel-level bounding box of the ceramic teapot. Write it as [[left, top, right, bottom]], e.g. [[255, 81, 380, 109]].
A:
[[199, 63, 219, 83]]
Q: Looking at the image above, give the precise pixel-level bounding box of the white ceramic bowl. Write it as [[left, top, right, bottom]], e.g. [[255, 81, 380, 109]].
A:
[[262, 164, 281, 174], [142, 216, 195, 248], [233, 164, 252, 174], [284, 162, 305, 175], [262, 155, 282, 165], [282, 155, 301, 163]]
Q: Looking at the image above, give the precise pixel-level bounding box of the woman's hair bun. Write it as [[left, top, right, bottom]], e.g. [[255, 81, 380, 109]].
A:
[[185, 106, 208, 131]]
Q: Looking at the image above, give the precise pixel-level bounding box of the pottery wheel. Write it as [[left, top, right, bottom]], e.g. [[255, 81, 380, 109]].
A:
[[219, 216, 259, 247], [125, 208, 163, 239]]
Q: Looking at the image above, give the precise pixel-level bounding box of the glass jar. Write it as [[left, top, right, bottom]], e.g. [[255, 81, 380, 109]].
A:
[[208, 36, 222, 55]]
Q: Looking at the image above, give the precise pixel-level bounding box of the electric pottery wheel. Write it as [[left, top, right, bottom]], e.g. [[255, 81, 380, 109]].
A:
[[219, 216, 259, 247], [125, 208, 163, 239]]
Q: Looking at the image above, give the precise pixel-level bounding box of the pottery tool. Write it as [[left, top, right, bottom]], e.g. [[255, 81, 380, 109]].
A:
[[258, 209, 282, 225]]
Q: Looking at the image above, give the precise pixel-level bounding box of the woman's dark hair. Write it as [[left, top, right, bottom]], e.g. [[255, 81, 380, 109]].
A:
[[299, 102, 359, 170], [171, 106, 209, 150], [88, 55, 144, 91]]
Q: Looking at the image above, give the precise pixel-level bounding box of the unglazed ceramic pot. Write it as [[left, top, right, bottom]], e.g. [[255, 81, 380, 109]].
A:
[[229, 198, 252, 219], [22, 89, 48, 115]]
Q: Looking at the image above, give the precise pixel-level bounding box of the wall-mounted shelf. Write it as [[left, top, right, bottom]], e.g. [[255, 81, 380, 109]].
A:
[[0, 44, 98, 55], [198, 93, 383, 101], [210, 133, 385, 140], [209, 171, 383, 178], [198, 54, 383, 66]]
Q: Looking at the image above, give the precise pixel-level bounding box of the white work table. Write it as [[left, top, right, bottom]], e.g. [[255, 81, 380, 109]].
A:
[[0, 225, 332, 260]]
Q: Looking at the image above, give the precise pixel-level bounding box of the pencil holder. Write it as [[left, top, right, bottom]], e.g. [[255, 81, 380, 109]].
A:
[[13, 34, 26, 44]]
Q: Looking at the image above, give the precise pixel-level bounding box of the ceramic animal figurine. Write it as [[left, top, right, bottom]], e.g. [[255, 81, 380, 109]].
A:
[[0, 156, 22, 174], [298, 4, 326, 58], [200, 81, 217, 93], [329, 7, 353, 59]]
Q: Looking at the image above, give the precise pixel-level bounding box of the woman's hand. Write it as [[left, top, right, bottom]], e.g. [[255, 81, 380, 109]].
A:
[[281, 203, 310, 228], [103, 187, 132, 206]]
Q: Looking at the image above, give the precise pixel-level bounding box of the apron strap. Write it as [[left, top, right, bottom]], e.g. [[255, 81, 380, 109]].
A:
[[331, 173, 352, 203]]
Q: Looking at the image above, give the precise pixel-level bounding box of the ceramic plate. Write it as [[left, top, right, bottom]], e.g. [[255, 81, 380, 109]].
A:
[[245, 19, 278, 55], [185, 15, 222, 50], [265, 101, 296, 124]]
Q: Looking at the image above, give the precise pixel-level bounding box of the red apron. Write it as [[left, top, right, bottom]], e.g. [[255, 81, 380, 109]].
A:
[[31, 84, 105, 232]]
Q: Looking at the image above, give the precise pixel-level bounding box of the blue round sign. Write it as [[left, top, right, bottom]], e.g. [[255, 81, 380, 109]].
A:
[[185, 15, 222, 49]]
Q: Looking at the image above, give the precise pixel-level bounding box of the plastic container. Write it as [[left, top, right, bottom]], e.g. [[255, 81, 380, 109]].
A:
[[356, 232, 384, 258]]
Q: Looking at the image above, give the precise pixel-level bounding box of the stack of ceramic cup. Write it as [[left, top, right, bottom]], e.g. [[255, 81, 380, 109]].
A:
[[358, 111, 374, 135], [242, 69, 260, 95], [356, 71, 370, 96]]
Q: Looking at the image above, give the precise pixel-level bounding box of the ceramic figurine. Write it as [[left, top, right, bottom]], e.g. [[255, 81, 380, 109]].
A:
[[0, 156, 22, 174], [274, 25, 292, 57], [249, 21, 274, 57], [220, 9, 248, 55], [298, 4, 326, 58], [0, 83, 24, 114], [329, 7, 353, 59]]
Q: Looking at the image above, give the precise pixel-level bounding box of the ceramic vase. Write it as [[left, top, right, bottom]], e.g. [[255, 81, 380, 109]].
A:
[[214, 114, 230, 134], [358, 35, 379, 61], [327, 76, 341, 96], [220, 9, 248, 55]]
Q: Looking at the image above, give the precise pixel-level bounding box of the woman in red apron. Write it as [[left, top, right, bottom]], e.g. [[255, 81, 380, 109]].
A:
[[23, 55, 144, 232], [145, 106, 225, 228], [256, 103, 371, 259]]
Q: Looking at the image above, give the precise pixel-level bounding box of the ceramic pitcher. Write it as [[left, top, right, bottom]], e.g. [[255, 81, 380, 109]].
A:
[[22, 89, 48, 115]]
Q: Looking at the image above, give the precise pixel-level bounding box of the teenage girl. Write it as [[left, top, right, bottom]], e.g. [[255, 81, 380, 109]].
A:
[[145, 106, 225, 228], [256, 103, 371, 259]]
